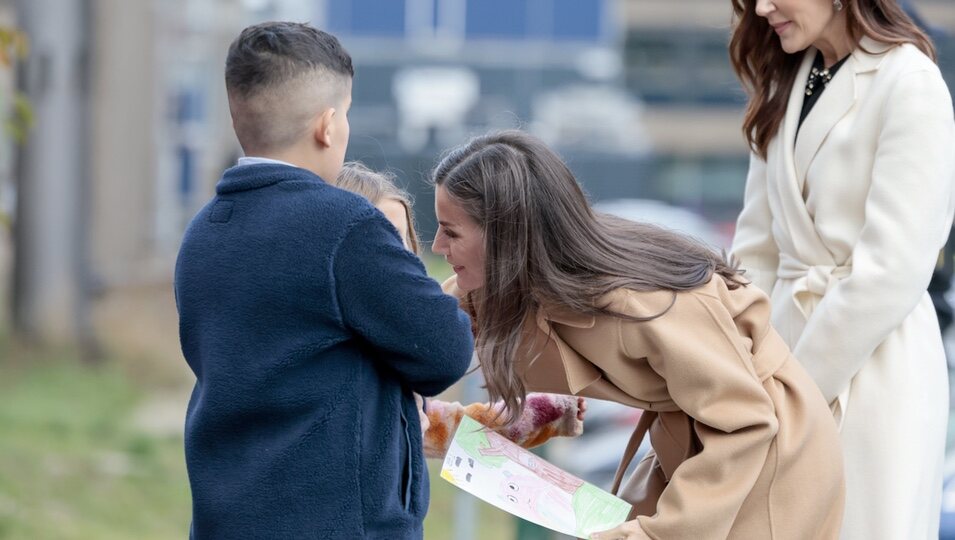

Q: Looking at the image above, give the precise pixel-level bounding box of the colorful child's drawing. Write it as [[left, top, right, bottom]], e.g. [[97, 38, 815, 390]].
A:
[[481, 428, 585, 493], [441, 415, 632, 539], [498, 470, 577, 532]]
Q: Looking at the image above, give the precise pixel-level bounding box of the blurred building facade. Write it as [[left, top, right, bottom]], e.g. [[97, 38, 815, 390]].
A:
[[2, 0, 246, 364], [318, 0, 660, 237], [1, 0, 954, 363], [621, 0, 955, 219]]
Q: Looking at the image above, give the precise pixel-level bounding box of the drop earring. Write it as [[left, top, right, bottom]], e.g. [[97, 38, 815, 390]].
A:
[[834, 0, 844, 11]]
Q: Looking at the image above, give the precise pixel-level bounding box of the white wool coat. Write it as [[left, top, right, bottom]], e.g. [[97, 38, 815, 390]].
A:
[[732, 37, 955, 540]]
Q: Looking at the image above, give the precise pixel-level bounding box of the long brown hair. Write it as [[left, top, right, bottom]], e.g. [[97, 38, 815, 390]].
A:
[[432, 130, 743, 423], [729, 0, 935, 159], [336, 161, 421, 254]]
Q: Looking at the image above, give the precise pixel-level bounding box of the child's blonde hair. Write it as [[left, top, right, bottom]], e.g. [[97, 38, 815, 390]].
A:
[[336, 162, 420, 254]]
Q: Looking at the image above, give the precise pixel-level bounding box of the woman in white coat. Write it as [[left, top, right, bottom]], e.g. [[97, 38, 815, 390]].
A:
[[729, 0, 955, 538]]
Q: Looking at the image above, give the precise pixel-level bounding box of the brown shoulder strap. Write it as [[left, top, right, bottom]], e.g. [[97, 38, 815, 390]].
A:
[[610, 410, 657, 496]]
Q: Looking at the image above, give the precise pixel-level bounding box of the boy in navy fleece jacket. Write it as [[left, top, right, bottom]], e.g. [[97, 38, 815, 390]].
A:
[[174, 22, 473, 539]]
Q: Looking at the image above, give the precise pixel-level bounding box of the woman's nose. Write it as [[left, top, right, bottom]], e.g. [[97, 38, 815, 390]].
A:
[[755, 0, 775, 18], [432, 233, 447, 255]]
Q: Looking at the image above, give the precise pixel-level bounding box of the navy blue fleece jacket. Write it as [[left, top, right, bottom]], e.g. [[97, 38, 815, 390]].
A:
[[174, 164, 473, 539]]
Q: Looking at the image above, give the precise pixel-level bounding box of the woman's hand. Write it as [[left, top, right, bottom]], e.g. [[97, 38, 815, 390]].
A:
[[414, 393, 430, 434], [590, 519, 651, 540]]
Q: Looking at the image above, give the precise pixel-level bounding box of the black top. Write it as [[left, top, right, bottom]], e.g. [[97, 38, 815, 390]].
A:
[[798, 51, 851, 131]]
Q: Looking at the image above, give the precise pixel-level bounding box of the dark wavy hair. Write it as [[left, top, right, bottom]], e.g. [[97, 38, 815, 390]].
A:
[[432, 130, 743, 424], [729, 0, 935, 159]]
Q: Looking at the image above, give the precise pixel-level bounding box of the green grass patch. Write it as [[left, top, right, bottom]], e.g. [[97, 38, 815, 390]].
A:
[[0, 338, 519, 539], [0, 351, 191, 540]]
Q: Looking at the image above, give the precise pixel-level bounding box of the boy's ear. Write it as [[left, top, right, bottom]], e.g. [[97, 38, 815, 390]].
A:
[[313, 107, 337, 149]]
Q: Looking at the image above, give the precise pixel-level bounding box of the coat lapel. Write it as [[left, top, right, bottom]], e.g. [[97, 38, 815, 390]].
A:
[[780, 50, 815, 202], [793, 37, 893, 187], [770, 50, 822, 257], [771, 39, 894, 263], [445, 273, 602, 395], [532, 308, 602, 395], [793, 58, 855, 185]]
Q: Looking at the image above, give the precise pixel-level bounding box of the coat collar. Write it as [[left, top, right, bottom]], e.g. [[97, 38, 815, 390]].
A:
[[851, 36, 894, 74], [443, 274, 603, 395], [790, 37, 894, 186], [216, 163, 325, 194], [533, 306, 600, 394], [540, 306, 597, 329]]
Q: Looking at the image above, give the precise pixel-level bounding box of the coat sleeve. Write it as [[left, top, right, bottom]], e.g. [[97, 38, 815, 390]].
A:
[[793, 68, 955, 402], [621, 292, 779, 540], [333, 212, 474, 397], [731, 153, 780, 296], [422, 393, 583, 458]]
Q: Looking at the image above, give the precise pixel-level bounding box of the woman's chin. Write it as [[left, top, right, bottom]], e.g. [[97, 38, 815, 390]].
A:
[[456, 280, 477, 292], [779, 37, 810, 55], [454, 275, 482, 292]]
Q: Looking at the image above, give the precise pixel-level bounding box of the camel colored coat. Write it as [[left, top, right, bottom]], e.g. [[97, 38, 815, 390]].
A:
[[444, 275, 845, 539], [732, 38, 955, 539]]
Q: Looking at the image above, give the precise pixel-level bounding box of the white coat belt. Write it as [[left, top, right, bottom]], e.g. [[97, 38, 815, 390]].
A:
[[775, 252, 853, 426], [776, 252, 851, 319]]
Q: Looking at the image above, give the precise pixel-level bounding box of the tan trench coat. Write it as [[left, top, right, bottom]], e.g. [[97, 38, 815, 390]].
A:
[[444, 275, 845, 539]]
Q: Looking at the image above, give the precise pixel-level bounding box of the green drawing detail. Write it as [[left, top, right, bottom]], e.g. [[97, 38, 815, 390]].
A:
[[572, 483, 634, 537], [455, 416, 507, 468]]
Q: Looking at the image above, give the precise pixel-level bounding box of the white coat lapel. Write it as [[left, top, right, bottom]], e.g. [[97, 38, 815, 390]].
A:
[[780, 50, 815, 197], [792, 37, 892, 186], [793, 58, 856, 185], [767, 50, 822, 258]]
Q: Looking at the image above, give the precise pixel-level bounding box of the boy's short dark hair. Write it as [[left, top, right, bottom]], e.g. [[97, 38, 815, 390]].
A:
[[226, 21, 353, 99], [225, 22, 353, 153]]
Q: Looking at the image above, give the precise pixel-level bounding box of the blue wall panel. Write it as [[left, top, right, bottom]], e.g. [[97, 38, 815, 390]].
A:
[[552, 0, 602, 41], [327, 0, 406, 37], [465, 0, 528, 39]]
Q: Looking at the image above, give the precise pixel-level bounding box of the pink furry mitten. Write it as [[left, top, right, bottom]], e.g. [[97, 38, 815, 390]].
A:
[[422, 393, 584, 459]]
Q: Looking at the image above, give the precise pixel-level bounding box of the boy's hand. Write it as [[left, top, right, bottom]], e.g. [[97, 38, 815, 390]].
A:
[[414, 393, 430, 434]]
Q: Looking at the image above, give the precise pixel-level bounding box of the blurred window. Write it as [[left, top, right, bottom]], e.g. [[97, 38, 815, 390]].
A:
[[327, 0, 407, 36], [323, 0, 606, 43], [624, 29, 744, 105], [465, 0, 527, 39], [552, 0, 602, 41], [463, 0, 603, 41]]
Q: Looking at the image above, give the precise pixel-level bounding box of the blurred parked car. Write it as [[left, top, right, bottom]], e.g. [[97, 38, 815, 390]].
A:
[[532, 85, 652, 156], [594, 198, 727, 250]]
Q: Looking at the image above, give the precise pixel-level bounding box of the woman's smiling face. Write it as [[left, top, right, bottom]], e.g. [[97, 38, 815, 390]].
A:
[[432, 185, 486, 292], [755, 0, 844, 54]]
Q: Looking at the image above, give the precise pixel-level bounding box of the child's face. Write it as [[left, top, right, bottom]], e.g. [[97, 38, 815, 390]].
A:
[[433, 185, 485, 292], [377, 198, 411, 250]]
